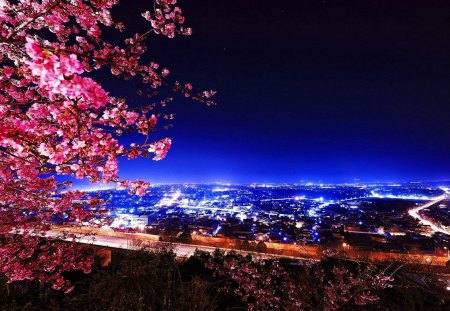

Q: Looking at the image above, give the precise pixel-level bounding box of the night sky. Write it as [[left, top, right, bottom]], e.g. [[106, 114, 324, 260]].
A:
[[105, 0, 450, 184]]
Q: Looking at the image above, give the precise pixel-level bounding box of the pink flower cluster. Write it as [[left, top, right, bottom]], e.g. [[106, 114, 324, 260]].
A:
[[117, 180, 151, 196], [25, 37, 109, 109], [142, 0, 191, 38], [149, 138, 172, 161]]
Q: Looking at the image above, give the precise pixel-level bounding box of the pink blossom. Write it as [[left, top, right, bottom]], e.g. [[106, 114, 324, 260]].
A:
[[142, 11, 152, 21], [0, 0, 212, 292], [161, 68, 170, 77], [129, 180, 151, 196], [149, 138, 172, 161]]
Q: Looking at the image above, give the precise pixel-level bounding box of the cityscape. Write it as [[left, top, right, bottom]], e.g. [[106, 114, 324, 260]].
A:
[[73, 182, 450, 260]]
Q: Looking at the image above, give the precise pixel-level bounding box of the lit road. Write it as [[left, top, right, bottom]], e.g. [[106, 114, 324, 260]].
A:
[[44, 227, 450, 266], [45, 230, 316, 261], [408, 192, 449, 235]]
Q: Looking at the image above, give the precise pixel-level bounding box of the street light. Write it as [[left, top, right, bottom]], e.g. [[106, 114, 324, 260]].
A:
[[342, 242, 349, 252]]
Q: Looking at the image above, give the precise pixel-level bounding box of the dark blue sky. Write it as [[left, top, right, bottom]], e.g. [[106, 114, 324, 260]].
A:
[[107, 0, 450, 183]]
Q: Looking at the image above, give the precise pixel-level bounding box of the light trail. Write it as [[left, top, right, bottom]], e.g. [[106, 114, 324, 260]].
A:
[[155, 190, 182, 207], [177, 204, 232, 211], [408, 191, 449, 235]]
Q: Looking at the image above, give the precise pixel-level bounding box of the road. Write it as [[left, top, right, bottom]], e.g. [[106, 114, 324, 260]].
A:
[[408, 193, 449, 235], [45, 230, 316, 261]]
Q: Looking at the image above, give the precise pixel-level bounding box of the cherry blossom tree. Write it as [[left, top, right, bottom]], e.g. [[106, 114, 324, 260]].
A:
[[201, 250, 394, 310], [0, 0, 214, 291]]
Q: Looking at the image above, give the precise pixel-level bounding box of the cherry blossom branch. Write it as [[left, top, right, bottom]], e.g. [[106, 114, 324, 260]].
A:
[[6, 0, 63, 39]]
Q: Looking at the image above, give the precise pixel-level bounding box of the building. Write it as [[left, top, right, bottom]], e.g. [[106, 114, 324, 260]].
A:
[[111, 214, 148, 229]]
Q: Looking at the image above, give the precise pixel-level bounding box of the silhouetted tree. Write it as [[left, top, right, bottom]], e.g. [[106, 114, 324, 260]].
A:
[[256, 241, 268, 253]]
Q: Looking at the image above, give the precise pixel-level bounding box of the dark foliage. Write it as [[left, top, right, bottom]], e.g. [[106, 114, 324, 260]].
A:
[[0, 248, 449, 311]]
